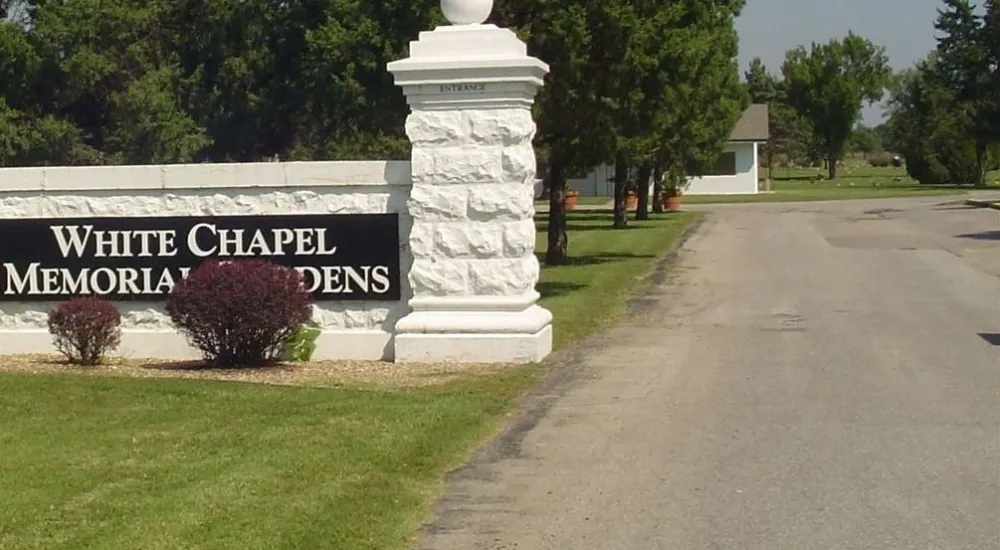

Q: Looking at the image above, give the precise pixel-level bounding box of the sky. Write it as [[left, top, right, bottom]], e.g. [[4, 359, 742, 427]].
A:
[[735, 0, 945, 126]]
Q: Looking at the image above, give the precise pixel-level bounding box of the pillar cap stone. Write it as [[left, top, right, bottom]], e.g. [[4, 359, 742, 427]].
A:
[[387, 23, 549, 110]]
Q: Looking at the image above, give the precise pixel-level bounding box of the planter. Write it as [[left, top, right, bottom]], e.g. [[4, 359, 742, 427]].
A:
[[563, 191, 579, 211], [625, 191, 638, 210], [663, 192, 682, 211]]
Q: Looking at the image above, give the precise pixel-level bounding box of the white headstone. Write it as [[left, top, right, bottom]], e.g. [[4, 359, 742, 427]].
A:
[[387, 0, 552, 363]]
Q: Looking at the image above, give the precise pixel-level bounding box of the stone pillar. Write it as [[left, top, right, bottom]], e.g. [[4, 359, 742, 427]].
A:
[[387, 0, 552, 363]]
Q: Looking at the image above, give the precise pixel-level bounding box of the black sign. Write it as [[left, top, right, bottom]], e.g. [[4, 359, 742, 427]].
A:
[[0, 214, 400, 301]]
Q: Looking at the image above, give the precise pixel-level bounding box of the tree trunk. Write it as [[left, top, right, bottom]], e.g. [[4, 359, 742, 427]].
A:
[[612, 154, 628, 229], [634, 163, 652, 221], [535, 156, 549, 199], [827, 152, 837, 180], [545, 160, 568, 266], [974, 140, 987, 187], [652, 163, 664, 214]]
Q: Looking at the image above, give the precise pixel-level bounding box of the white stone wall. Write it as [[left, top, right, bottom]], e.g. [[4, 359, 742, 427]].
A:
[[405, 109, 539, 300], [0, 160, 412, 360]]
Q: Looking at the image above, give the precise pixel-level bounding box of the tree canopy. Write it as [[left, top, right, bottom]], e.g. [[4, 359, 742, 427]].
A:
[[780, 32, 891, 179], [0, 0, 439, 166], [882, 0, 999, 185]]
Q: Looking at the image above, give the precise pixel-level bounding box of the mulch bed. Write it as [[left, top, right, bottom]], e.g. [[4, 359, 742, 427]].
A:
[[0, 354, 509, 388]]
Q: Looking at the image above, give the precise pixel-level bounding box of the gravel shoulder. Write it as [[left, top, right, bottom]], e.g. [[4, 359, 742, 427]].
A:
[[0, 354, 510, 388]]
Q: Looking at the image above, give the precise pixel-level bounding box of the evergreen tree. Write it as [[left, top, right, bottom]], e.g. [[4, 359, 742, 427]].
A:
[[933, 0, 995, 184], [744, 58, 778, 183], [646, 0, 746, 214]]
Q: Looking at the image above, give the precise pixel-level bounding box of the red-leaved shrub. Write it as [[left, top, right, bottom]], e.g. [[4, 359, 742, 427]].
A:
[[166, 259, 311, 367], [47, 298, 122, 366]]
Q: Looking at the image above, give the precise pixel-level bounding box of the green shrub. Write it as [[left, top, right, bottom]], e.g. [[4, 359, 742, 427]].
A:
[[937, 139, 981, 185], [282, 321, 322, 362], [905, 152, 950, 185], [868, 152, 893, 167], [987, 144, 1000, 171]]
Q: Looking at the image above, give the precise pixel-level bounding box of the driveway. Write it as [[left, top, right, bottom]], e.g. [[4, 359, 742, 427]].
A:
[[419, 196, 1000, 549]]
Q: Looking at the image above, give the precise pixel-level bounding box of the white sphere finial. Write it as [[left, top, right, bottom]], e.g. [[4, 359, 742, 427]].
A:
[[441, 0, 492, 25]]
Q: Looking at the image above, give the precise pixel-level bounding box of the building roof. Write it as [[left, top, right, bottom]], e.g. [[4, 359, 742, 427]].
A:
[[729, 104, 769, 142]]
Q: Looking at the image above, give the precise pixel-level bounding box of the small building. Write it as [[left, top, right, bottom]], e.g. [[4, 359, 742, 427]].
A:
[[565, 104, 770, 196]]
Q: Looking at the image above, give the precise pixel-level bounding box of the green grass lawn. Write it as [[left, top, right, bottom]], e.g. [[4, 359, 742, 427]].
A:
[[537, 211, 695, 347], [0, 370, 538, 550], [0, 210, 696, 550]]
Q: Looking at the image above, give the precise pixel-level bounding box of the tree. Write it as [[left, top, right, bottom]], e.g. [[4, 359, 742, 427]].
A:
[[167, 0, 432, 162], [885, 55, 984, 184], [744, 57, 778, 183], [987, 0, 1000, 153], [1, 0, 31, 26], [643, 0, 745, 216], [2, 0, 210, 165], [872, 123, 894, 152], [600, 0, 655, 229], [781, 33, 891, 179], [849, 124, 881, 158], [933, 0, 995, 185], [0, 0, 438, 166], [492, 0, 616, 264]]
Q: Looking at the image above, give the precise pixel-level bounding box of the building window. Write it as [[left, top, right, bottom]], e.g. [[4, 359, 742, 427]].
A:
[[708, 152, 737, 176]]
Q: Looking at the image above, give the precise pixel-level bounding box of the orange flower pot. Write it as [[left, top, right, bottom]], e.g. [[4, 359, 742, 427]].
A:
[[664, 192, 682, 211], [563, 191, 579, 211]]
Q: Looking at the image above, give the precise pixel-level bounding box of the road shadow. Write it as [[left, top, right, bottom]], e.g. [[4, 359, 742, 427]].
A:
[[535, 252, 655, 267], [955, 231, 1000, 241], [930, 204, 980, 211], [536, 223, 644, 233], [536, 281, 586, 300], [537, 211, 683, 233], [978, 333, 1000, 346]]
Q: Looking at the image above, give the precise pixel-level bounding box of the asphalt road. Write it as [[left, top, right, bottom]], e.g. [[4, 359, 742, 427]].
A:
[[419, 196, 1000, 550]]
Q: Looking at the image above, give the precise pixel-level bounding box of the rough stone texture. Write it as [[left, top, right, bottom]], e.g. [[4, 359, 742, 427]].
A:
[[405, 111, 467, 145], [467, 110, 536, 146], [500, 142, 539, 184], [405, 107, 540, 301], [415, 146, 504, 185], [408, 185, 469, 221], [1, 160, 412, 191], [388, 23, 552, 363], [502, 220, 536, 257], [467, 182, 534, 222], [0, 173, 412, 335], [467, 257, 539, 295], [0, 189, 406, 218], [0, 301, 407, 331], [409, 259, 469, 296], [434, 223, 504, 258]]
